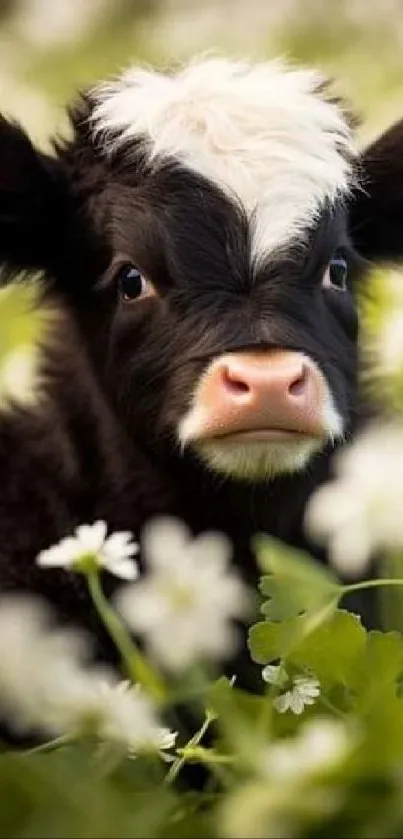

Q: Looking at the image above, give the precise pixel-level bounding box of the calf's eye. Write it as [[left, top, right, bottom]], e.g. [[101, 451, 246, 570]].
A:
[[117, 264, 153, 302], [322, 252, 348, 291]]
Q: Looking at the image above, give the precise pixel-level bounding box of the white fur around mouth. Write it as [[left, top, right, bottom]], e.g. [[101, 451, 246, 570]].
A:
[[194, 435, 324, 481]]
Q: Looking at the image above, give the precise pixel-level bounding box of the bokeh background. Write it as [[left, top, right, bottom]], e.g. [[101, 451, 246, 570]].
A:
[[1, 0, 403, 152]]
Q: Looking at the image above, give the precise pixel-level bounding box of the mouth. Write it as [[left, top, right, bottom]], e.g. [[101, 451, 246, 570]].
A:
[[204, 428, 324, 443]]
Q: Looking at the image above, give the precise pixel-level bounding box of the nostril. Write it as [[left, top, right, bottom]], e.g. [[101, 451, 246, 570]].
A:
[[222, 365, 251, 397], [288, 363, 309, 397]]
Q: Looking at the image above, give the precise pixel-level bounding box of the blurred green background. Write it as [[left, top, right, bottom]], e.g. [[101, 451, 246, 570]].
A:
[[1, 0, 403, 151]]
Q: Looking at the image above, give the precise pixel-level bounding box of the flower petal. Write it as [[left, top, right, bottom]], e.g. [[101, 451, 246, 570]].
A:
[[289, 692, 305, 714], [103, 556, 139, 581], [103, 532, 139, 561], [37, 537, 79, 568], [75, 521, 107, 553], [273, 691, 291, 714], [142, 517, 191, 571]]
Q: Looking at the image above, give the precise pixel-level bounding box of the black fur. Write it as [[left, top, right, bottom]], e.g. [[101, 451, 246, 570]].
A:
[[350, 118, 403, 261]]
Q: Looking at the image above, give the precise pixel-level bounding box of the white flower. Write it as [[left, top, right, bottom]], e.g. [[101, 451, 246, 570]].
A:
[[0, 596, 176, 754], [0, 596, 90, 734], [262, 664, 288, 689], [93, 681, 176, 754], [37, 520, 139, 580], [263, 718, 351, 780], [47, 676, 176, 755], [262, 665, 320, 714], [306, 423, 403, 576], [116, 517, 251, 671], [273, 675, 320, 715]]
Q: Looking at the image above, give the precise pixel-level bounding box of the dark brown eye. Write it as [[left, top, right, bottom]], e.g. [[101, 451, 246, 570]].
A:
[[322, 253, 348, 291], [117, 264, 151, 302]]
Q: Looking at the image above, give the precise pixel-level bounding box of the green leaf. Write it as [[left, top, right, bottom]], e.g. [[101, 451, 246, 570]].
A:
[[350, 630, 403, 710], [255, 536, 340, 622], [208, 675, 272, 764], [249, 599, 340, 665], [248, 617, 306, 664], [351, 631, 403, 771], [291, 610, 367, 688]]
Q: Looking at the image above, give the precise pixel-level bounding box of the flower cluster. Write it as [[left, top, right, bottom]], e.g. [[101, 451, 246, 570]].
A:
[[0, 515, 253, 751], [36, 517, 251, 672], [0, 597, 175, 755]]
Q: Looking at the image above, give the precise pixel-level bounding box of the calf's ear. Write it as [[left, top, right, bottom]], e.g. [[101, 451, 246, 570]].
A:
[[0, 116, 65, 278], [349, 118, 403, 263]]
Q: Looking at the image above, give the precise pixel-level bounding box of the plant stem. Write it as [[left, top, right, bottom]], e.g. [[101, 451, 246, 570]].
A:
[[342, 578, 403, 596], [182, 746, 234, 787], [87, 571, 166, 702], [26, 735, 72, 755], [165, 711, 215, 784]]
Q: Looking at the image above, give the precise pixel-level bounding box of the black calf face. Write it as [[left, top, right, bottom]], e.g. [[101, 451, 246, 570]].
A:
[[85, 162, 361, 481]]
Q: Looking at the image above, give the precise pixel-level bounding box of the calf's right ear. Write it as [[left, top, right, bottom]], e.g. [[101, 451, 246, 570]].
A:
[[0, 116, 65, 278], [349, 118, 403, 263]]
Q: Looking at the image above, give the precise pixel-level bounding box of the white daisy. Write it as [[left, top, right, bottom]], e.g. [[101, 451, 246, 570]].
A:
[[0, 596, 176, 754], [273, 675, 320, 715], [306, 423, 403, 576], [36, 520, 139, 580], [116, 517, 251, 671]]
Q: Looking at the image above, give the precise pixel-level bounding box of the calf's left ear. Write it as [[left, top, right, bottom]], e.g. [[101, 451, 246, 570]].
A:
[[349, 117, 403, 263], [0, 116, 65, 279]]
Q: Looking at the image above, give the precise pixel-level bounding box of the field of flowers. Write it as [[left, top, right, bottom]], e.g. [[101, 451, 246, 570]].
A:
[[1, 264, 403, 838]]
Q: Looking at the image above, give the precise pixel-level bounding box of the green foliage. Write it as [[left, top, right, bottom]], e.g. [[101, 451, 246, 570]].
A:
[[255, 535, 340, 621], [0, 282, 46, 367], [0, 546, 399, 838], [0, 282, 49, 406], [0, 747, 183, 839]]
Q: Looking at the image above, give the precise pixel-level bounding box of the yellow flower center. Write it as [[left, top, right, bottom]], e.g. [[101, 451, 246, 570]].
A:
[[73, 552, 100, 574]]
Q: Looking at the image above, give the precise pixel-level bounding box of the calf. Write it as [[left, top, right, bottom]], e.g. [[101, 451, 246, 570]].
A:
[[0, 57, 402, 664]]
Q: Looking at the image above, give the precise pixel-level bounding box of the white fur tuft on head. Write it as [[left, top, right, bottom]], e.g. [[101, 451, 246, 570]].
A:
[[91, 56, 356, 260]]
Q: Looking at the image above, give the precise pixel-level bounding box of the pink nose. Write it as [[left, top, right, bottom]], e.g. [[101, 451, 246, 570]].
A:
[[191, 351, 326, 440]]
